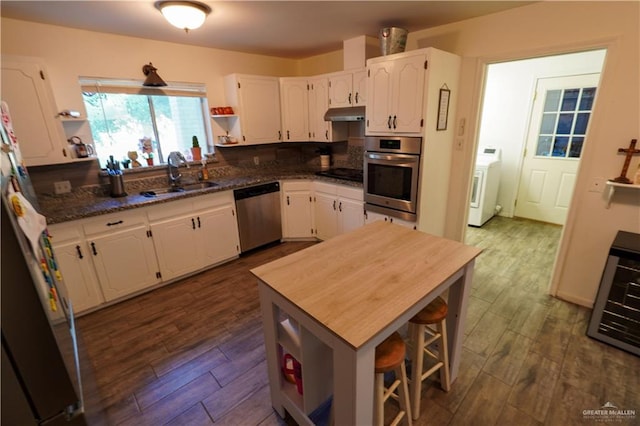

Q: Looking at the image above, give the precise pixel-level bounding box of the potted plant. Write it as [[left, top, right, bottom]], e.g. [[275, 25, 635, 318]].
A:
[[191, 135, 202, 161]]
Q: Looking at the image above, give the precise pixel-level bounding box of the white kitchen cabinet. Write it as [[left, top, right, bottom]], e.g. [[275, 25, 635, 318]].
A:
[[328, 68, 367, 108], [224, 74, 282, 144], [280, 77, 309, 142], [366, 50, 427, 135], [148, 191, 240, 281], [48, 223, 104, 314], [82, 211, 161, 302], [364, 210, 417, 230], [314, 182, 364, 241], [1, 56, 71, 166], [307, 76, 330, 142], [281, 181, 315, 240]]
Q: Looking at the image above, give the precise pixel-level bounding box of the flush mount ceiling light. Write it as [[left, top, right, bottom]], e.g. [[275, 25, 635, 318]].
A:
[[155, 1, 212, 33], [142, 62, 167, 87]]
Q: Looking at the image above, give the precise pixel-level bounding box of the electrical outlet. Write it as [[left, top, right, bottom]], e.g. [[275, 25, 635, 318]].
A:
[[588, 177, 606, 193], [455, 138, 464, 150], [53, 180, 71, 194], [253, 156, 259, 165]]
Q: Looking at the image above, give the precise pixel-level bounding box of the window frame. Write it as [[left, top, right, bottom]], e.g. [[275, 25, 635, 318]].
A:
[[79, 77, 212, 166]]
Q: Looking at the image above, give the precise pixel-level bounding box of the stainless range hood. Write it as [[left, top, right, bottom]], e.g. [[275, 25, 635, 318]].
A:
[[324, 106, 365, 122]]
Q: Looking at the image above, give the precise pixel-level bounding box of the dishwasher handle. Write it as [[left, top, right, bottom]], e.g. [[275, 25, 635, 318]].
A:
[[234, 182, 280, 201]]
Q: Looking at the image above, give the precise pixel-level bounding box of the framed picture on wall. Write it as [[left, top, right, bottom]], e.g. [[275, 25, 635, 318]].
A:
[[437, 87, 450, 131]]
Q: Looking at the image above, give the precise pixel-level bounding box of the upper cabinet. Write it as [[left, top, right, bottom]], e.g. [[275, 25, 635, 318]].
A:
[[280, 77, 309, 142], [224, 74, 282, 145], [1, 56, 72, 166], [366, 51, 427, 135], [328, 69, 367, 108], [308, 76, 330, 142]]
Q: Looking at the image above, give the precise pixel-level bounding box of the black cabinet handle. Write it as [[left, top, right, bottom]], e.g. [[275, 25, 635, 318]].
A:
[[387, 116, 392, 129], [333, 200, 336, 211], [348, 93, 352, 104], [278, 130, 282, 140], [191, 218, 196, 230], [393, 115, 397, 129], [287, 196, 290, 205], [339, 201, 342, 212], [355, 92, 359, 104], [91, 242, 97, 256], [287, 130, 290, 140], [106, 220, 123, 226], [325, 130, 328, 140], [76, 245, 83, 259], [197, 217, 201, 228]]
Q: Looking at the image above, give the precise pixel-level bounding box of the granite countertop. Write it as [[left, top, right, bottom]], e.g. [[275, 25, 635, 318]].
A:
[[40, 167, 363, 225]]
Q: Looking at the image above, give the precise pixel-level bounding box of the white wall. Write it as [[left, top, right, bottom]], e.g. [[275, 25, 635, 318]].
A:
[[479, 50, 606, 218], [406, 1, 639, 307]]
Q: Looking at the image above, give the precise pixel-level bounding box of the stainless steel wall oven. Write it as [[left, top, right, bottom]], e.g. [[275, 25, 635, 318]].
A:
[[364, 136, 422, 221]]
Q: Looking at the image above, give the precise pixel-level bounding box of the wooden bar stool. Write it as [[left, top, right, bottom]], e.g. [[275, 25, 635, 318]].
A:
[[374, 331, 412, 426], [408, 296, 451, 420]]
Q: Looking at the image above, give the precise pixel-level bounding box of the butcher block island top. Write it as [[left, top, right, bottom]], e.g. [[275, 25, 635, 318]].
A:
[[251, 221, 482, 349]]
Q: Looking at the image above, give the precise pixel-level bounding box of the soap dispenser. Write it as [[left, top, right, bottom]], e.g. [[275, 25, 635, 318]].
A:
[[200, 159, 209, 181]]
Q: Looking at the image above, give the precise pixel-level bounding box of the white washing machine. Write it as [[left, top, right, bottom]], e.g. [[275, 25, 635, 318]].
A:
[[468, 147, 501, 227]]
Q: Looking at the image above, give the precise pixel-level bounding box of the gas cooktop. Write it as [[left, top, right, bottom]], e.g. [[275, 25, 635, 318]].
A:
[[315, 167, 363, 183]]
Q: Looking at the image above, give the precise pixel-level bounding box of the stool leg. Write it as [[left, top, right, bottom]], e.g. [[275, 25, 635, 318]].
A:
[[438, 319, 451, 391], [410, 323, 425, 420], [375, 372, 384, 426], [396, 362, 413, 426]]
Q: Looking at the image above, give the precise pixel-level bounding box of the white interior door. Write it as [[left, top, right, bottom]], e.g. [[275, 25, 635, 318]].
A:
[[515, 74, 600, 224]]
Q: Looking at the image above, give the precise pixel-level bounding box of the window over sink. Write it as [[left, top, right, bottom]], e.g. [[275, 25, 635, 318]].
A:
[[80, 78, 211, 168]]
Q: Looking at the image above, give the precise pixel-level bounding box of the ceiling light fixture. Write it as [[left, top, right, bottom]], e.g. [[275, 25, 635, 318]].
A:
[[155, 1, 212, 33], [142, 63, 167, 87]]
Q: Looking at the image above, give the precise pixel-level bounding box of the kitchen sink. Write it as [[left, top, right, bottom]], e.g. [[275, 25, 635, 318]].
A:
[[140, 181, 219, 197]]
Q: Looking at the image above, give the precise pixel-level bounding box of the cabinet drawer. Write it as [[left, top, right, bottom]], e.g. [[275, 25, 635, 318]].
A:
[[146, 199, 193, 222], [48, 222, 84, 243], [282, 180, 312, 191], [314, 181, 337, 195], [83, 210, 148, 236], [337, 185, 363, 201], [192, 191, 234, 212]]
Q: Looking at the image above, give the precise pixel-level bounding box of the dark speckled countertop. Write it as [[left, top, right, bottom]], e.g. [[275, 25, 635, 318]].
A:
[[40, 167, 363, 225]]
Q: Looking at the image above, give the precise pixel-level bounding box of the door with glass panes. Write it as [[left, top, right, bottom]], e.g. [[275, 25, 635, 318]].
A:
[[516, 74, 600, 224]]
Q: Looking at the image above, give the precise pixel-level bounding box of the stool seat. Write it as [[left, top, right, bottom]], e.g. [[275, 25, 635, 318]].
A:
[[375, 332, 406, 373], [410, 296, 448, 324]]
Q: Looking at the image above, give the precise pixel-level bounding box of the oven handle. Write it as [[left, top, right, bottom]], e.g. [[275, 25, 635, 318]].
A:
[[365, 152, 419, 163]]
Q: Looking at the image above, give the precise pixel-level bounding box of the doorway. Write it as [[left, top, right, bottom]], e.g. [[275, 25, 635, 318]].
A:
[[465, 49, 607, 282]]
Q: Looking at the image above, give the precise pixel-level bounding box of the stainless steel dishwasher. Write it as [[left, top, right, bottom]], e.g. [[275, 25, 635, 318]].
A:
[[234, 182, 282, 253]]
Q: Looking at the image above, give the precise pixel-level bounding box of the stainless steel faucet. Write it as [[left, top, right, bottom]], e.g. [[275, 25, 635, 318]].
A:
[[167, 151, 189, 188]]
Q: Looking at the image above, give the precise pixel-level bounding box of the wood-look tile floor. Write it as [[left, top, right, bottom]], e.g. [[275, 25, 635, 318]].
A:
[[78, 218, 640, 425]]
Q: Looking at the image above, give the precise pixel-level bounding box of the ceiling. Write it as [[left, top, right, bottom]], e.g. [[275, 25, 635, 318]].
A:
[[1, 1, 534, 59]]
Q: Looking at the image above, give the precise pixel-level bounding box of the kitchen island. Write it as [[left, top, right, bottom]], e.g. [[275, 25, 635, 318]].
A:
[[252, 221, 482, 425]]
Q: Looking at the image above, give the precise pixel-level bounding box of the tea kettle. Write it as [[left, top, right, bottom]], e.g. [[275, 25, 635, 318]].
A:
[[68, 136, 94, 158]]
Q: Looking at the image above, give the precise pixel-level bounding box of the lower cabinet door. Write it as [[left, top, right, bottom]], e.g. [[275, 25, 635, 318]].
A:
[[89, 225, 161, 301], [150, 213, 204, 282], [198, 204, 240, 266], [338, 197, 364, 235], [314, 191, 338, 241], [53, 240, 104, 313], [282, 190, 314, 239]]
